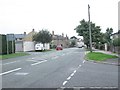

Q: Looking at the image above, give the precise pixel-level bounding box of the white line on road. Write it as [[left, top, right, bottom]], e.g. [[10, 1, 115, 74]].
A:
[[31, 60, 47, 66], [70, 73, 75, 77], [2, 61, 20, 65], [67, 76, 71, 80], [83, 60, 85, 64], [73, 70, 76, 73], [0, 68, 22, 76], [79, 65, 82, 67], [62, 81, 68, 86], [15, 72, 29, 75], [26, 60, 38, 62]]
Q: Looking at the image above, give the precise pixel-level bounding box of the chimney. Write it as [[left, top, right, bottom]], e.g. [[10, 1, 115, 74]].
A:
[[62, 33, 64, 37], [66, 34, 68, 37], [24, 32, 26, 35], [52, 31, 54, 35], [32, 28, 35, 32]]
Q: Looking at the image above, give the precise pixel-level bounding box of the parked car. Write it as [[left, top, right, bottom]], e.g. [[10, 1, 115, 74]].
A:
[[56, 45, 63, 50]]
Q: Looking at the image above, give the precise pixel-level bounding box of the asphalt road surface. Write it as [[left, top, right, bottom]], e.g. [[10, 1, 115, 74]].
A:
[[1, 48, 118, 88]]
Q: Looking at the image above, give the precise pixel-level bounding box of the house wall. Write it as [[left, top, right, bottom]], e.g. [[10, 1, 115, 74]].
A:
[[15, 41, 23, 52], [23, 41, 35, 52], [44, 43, 50, 50], [52, 39, 69, 48]]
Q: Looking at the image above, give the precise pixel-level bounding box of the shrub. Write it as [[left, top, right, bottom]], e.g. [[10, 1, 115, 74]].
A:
[[113, 37, 120, 46]]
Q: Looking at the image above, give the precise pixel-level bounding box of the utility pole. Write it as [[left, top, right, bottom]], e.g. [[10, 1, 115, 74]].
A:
[[88, 4, 92, 52]]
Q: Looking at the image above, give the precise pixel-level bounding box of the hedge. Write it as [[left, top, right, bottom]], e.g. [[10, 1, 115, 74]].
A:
[[0, 34, 7, 55], [0, 34, 15, 55]]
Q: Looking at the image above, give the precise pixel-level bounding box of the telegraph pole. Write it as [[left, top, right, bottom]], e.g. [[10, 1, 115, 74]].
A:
[[88, 4, 92, 52]]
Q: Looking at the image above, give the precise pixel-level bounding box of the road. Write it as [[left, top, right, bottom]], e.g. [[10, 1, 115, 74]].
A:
[[1, 48, 118, 89]]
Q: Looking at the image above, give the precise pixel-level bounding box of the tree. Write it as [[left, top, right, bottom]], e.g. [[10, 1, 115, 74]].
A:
[[33, 29, 52, 48], [70, 40, 76, 47], [74, 19, 101, 48], [104, 28, 113, 45]]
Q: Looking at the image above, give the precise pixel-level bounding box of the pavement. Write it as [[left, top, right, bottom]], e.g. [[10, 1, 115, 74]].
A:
[[85, 48, 119, 66]]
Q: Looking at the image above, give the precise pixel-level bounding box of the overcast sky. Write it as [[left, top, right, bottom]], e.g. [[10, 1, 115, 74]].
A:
[[0, 0, 119, 38]]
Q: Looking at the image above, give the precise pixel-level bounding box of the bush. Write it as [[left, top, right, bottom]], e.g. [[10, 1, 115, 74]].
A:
[[113, 37, 120, 46]]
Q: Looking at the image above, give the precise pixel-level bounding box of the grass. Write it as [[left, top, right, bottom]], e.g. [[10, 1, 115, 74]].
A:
[[0, 52, 29, 60], [86, 52, 118, 61]]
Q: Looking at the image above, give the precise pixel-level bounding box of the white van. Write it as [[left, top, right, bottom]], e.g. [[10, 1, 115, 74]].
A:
[[35, 43, 50, 51], [35, 43, 45, 51]]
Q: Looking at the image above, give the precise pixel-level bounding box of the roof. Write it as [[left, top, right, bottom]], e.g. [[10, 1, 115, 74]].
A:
[[23, 30, 37, 41], [14, 34, 26, 39]]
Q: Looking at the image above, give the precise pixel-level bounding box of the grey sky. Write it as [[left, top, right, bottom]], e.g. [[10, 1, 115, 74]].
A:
[[0, 0, 119, 37]]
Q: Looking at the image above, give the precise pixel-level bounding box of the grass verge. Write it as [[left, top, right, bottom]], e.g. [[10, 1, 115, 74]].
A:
[[0, 52, 29, 60], [86, 52, 118, 61]]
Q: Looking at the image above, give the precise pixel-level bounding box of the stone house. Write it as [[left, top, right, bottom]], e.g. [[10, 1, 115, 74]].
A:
[[23, 29, 37, 52], [51, 31, 70, 48]]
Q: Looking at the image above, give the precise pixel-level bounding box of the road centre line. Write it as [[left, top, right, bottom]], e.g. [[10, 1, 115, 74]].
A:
[[70, 72, 75, 77], [62, 64, 82, 86], [0, 68, 22, 76], [31, 60, 47, 66], [62, 81, 68, 86], [67, 76, 71, 80], [73, 70, 76, 73]]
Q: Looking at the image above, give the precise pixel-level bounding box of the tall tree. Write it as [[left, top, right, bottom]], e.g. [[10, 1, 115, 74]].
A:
[[33, 29, 52, 48], [74, 19, 101, 48], [104, 28, 113, 45]]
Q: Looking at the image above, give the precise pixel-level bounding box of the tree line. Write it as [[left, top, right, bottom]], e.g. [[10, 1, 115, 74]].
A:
[[74, 19, 119, 50]]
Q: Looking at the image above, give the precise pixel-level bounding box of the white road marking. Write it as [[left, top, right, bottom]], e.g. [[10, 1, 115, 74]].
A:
[[79, 65, 82, 67], [83, 60, 85, 64], [73, 70, 76, 73], [62, 81, 68, 86], [62, 64, 83, 86], [15, 72, 29, 75], [31, 60, 47, 66], [0, 68, 22, 76], [67, 76, 71, 80], [26, 60, 38, 62], [2, 61, 20, 65], [70, 73, 75, 77]]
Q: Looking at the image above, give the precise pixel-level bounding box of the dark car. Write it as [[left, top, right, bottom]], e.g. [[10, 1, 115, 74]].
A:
[[56, 45, 63, 50]]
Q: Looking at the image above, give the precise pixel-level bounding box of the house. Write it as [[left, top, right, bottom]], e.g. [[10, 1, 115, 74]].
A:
[[51, 31, 70, 48], [111, 30, 120, 40], [23, 29, 37, 52], [23, 29, 50, 51], [110, 30, 120, 53], [14, 32, 26, 52]]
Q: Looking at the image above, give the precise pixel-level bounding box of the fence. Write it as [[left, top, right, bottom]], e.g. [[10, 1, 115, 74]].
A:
[[0, 34, 15, 55]]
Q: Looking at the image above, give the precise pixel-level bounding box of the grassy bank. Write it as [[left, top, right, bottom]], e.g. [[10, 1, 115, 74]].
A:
[[0, 52, 29, 60], [86, 52, 118, 61]]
